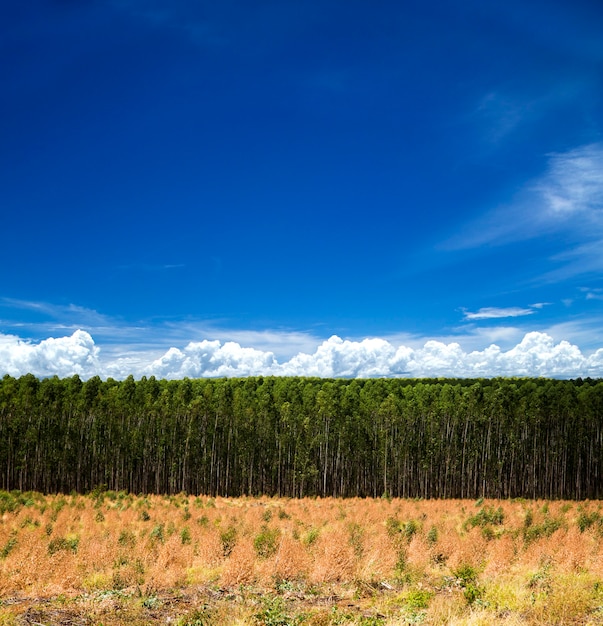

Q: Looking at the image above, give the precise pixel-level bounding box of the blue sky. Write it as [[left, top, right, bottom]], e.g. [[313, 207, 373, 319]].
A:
[[2, 0, 603, 379]]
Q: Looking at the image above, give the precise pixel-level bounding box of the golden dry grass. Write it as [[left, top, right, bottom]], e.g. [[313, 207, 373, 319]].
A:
[[1, 493, 603, 624]]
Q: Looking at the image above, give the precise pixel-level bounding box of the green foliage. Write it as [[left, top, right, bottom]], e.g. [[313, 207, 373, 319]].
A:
[[220, 525, 237, 557], [177, 606, 214, 626], [577, 509, 603, 533], [347, 522, 364, 559], [464, 506, 504, 529], [453, 564, 483, 605], [2, 375, 603, 499], [302, 527, 319, 547], [0, 535, 17, 559], [149, 523, 165, 544], [118, 530, 136, 548], [426, 525, 438, 546], [180, 526, 192, 545], [453, 563, 478, 586], [254, 595, 303, 626], [522, 516, 562, 543], [386, 516, 419, 545], [405, 589, 433, 610], [48, 536, 79, 555], [254, 526, 280, 559]]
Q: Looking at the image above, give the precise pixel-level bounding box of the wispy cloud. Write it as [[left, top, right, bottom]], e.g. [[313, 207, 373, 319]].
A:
[[447, 143, 603, 251], [462, 306, 536, 321]]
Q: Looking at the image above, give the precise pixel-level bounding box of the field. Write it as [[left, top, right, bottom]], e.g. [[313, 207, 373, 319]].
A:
[[2, 492, 603, 624]]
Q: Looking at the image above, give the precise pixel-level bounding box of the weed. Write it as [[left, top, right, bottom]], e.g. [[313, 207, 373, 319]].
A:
[[118, 530, 136, 548], [254, 595, 301, 626], [358, 618, 385, 626]]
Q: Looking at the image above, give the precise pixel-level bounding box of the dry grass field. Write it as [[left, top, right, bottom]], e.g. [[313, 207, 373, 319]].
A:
[[2, 491, 603, 624]]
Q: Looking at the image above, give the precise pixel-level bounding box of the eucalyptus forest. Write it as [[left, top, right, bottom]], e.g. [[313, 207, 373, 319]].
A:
[[1, 374, 602, 500]]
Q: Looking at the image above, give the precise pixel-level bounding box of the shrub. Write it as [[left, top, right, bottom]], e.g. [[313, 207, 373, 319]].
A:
[[465, 506, 504, 529], [523, 516, 562, 543], [220, 526, 237, 557], [347, 522, 364, 559], [254, 595, 302, 626], [0, 536, 17, 559], [405, 589, 433, 610], [118, 530, 136, 547], [453, 563, 483, 605], [386, 516, 419, 544], [180, 526, 192, 545], [577, 509, 602, 533], [254, 526, 280, 559], [150, 523, 165, 543], [48, 536, 79, 555], [426, 525, 438, 546]]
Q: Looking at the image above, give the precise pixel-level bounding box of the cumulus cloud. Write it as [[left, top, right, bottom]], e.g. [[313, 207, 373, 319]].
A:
[[1, 329, 602, 380], [145, 340, 278, 378], [0, 330, 100, 379]]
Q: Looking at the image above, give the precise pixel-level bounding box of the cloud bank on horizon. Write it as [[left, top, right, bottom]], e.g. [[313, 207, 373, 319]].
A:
[[1, 329, 602, 381]]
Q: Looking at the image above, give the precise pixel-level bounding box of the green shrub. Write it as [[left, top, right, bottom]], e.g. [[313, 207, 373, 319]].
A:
[[220, 526, 237, 557], [118, 530, 136, 547], [347, 522, 364, 559], [180, 527, 192, 545], [254, 526, 280, 559], [254, 595, 302, 626], [48, 536, 79, 555], [426, 525, 438, 546], [577, 509, 602, 533], [405, 588, 433, 610], [465, 506, 504, 529], [0, 536, 17, 559], [150, 523, 165, 543], [523, 516, 562, 543]]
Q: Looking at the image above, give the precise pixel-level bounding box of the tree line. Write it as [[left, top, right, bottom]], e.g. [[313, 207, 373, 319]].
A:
[[1, 373, 602, 499]]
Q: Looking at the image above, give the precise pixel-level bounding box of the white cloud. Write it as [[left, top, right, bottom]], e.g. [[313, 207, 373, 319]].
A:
[[1, 329, 602, 380], [145, 340, 278, 378], [447, 143, 603, 264], [0, 330, 100, 379], [463, 306, 535, 320]]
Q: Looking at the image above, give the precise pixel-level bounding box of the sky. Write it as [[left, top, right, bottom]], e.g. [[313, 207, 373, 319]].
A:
[[1, 0, 603, 380]]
